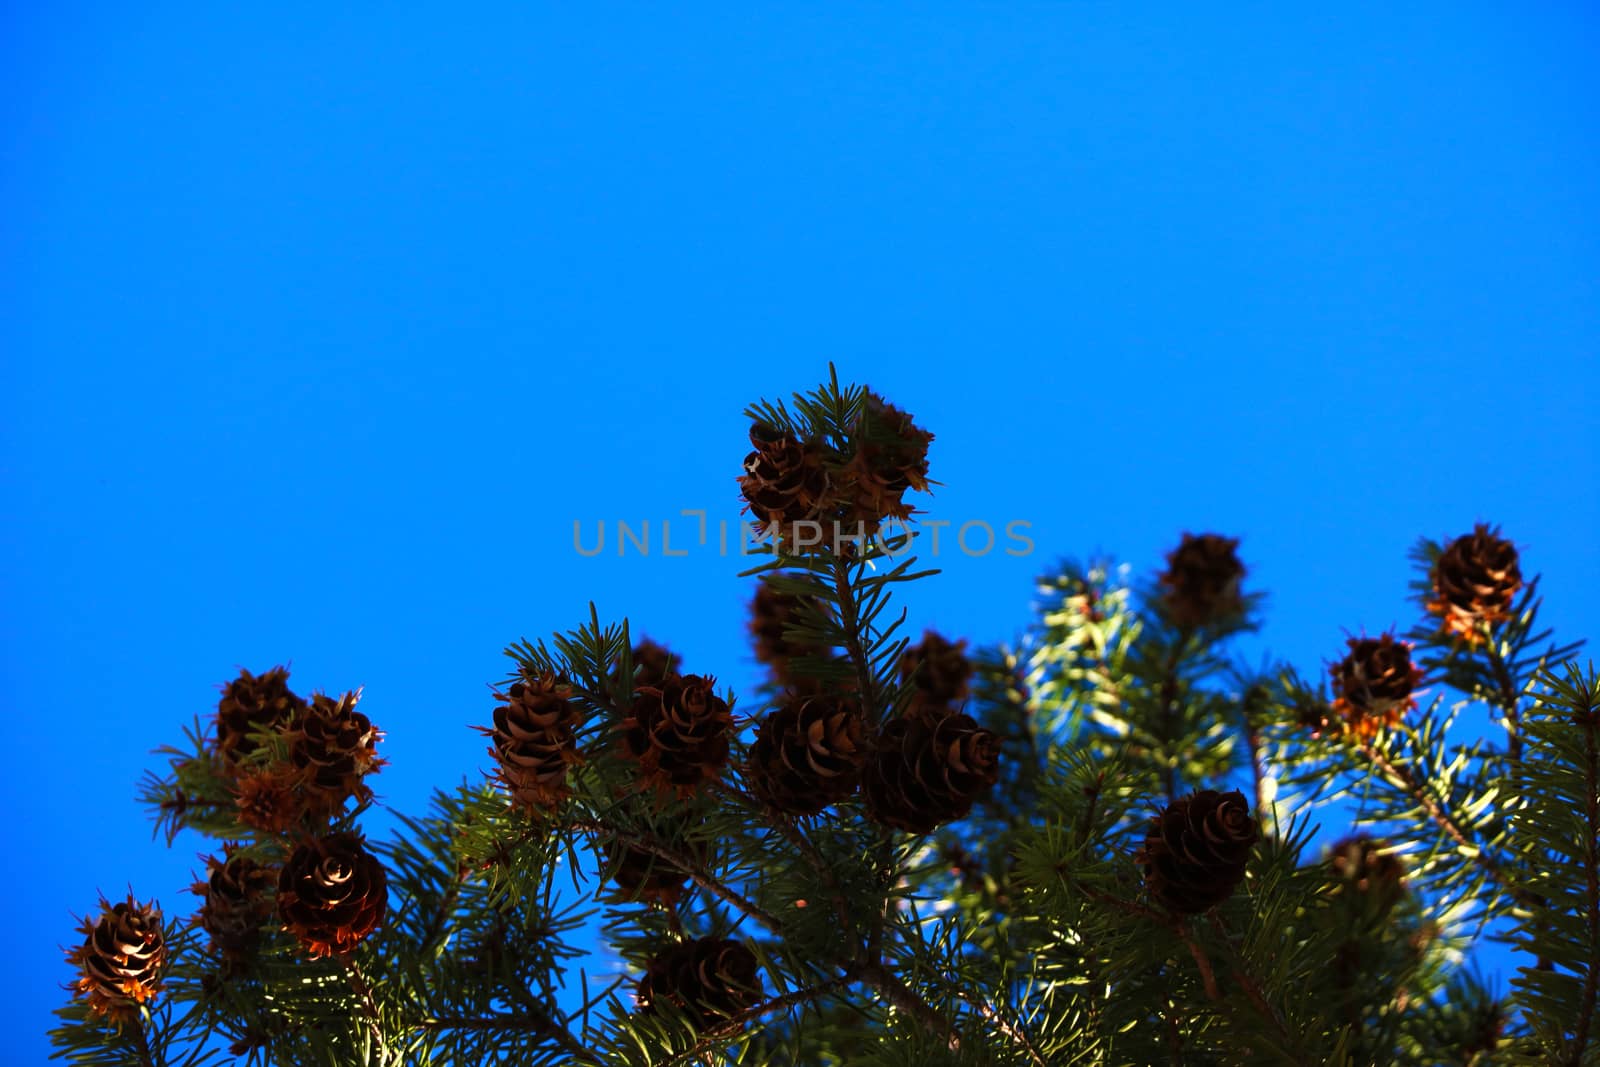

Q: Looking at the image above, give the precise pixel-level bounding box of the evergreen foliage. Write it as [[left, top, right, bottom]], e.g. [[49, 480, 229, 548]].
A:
[[54, 370, 1596, 1065]]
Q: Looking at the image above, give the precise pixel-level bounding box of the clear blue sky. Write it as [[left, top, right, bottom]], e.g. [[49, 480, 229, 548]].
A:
[[6, 3, 1597, 1056]]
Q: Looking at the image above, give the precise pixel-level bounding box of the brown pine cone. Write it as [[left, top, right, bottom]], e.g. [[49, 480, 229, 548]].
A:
[[842, 390, 933, 529], [616, 639, 682, 693], [619, 674, 734, 802], [216, 666, 306, 771], [862, 709, 999, 833], [1330, 634, 1422, 739], [194, 848, 278, 962], [66, 893, 166, 1024], [233, 763, 309, 833], [289, 691, 384, 820], [746, 694, 869, 815], [637, 938, 762, 1029], [899, 630, 972, 709], [604, 827, 706, 907], [1426, 524, 1522, 643], [738, 425, 830, 547], [1160, 533, 1246, 628], [277, 832, 388, 958], [750, 581, 833, 683], [1326, 835, 1406, 922], [1140, 789, 1257, 913], [480, 672, 581, 814]]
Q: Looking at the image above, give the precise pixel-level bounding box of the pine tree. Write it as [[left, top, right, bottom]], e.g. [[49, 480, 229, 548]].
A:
[[53, 369, 1598, 1066]]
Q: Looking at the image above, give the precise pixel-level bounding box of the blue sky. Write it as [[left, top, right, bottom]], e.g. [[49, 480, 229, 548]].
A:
[[6, 3, 1597, 1056]]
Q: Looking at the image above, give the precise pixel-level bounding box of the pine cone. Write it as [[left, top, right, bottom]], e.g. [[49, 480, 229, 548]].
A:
[[899, 630, 972, 709], [194, 848, 278, 963], [289, 691, 384, 820], [750, 582, 832, 684], [67, 893, 166, 1024], [1330, 634, 1422, 739], [738, 426, 830, 546], [842, 390, 933, 529], [604, 827, 706, 906], [1140, 789, 1257, 913], [862, 709, 999, 833], [613, 639, 682, 694], [233, 763, 308, 833], [1326, 835, 1406, 922], [637, 938, 762, 1029], [1427, 524, 1522, 643], [746, 694, 869, 815], [277, 832, 388, 957], [1160, 533, 1246, 628], [480, 672, 581, 814], [619, 674, 734, 802], [216, 666, 306, 771]]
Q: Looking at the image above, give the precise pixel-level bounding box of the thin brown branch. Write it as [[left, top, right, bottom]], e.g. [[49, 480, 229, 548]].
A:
[[567, 818, 785, 935], [949, 987, 1048, 1067], [1076, 771, 1106, 849], [1155, 631, 1193, 803], [858, 961, 961, 1051], [1206, 913, 1310, 1067], [658, 973, 858, 1066], [414, 1007, 594, 1063], [714, 782, 853, 937], [831, 556, 882, 719], [1245, 718, 1270, 819], [1356, 739, 1515, 893], [339, 956, 387, 1058], [1177, 921, 1221, 1001], [129, 1016, 156, 1067], [1485, 641, 1524, 762]]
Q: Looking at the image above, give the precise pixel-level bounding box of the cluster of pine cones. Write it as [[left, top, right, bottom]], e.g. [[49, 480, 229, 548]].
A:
[[738, 390, 934, 548], [215, 667, 385, 832], [1161, 525, 1522, 742], [469, 572, 1000, 1031], [68, 669, 392, 1024], [1293, 525, 1521, 741], [744, 600, 1001, 831], [477, 638, 736, 817]]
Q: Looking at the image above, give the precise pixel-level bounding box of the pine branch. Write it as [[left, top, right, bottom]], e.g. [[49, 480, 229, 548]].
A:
[[832, 554, 882, 718], [338, 956, 388, 1060], [1354, 736, 1520, 903], [1205, 913, 1313, 1067], [1177, 922, 1221, 1002], [855, 961, 961, 1051], [1570, 693, 1600, 1066], [568, 817, 785, 935]]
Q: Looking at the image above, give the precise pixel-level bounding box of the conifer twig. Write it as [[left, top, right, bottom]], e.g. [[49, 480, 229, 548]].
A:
[[1354, 738, 1518, 897], [1177, 921, 1221, 1001], [567, 818, 785, 935], [714, 783, 852, 936], [339, 956, 388, 1059], [857, 961, 961, 1050], [129, 1016, 156, 1067], [1205, 913, 1309, 1066], [415, 1010, 593, 1062], [1571, 706, 1600, 1064], [658, 973, 859, 1066], [831, 555, 881, 718]]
